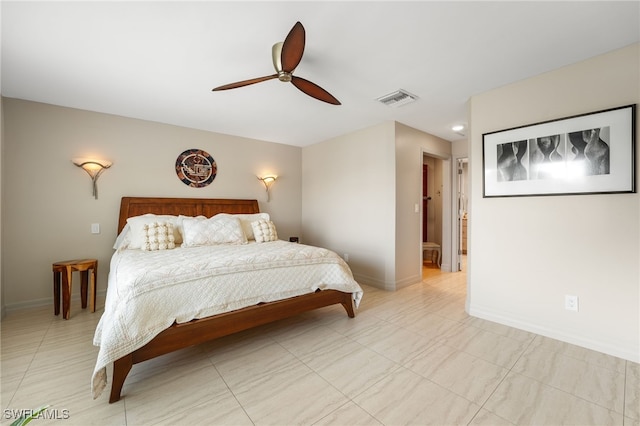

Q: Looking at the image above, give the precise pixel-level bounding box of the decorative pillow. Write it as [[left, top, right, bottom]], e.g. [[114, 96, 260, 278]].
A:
[[126, 214, 183, 249], [141, 222, 176, 251], [181, 215, 247, 247], [251, 220, 278, 243], [233, 213, 270, 240], [176, 215, 206, 240]]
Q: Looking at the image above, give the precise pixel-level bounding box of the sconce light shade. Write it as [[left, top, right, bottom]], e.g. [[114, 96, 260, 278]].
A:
[[72, 158, 112, 199], [257, 175, 278, 202]]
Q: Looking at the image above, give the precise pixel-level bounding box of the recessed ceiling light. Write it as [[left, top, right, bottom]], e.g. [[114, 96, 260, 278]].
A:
[[452, 124, 465, 132]]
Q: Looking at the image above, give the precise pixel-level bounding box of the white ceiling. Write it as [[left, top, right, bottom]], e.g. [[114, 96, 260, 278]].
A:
[[2, 1, 639, 147]]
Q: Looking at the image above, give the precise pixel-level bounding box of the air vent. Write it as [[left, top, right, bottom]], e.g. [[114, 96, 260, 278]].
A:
[[376, 89, 418, 107]]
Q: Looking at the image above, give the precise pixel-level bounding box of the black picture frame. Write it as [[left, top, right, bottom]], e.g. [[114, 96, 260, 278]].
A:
[[482, 104, 636, 198]]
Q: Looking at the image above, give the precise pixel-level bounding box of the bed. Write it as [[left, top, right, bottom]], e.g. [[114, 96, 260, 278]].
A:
[[92, 197, 362, 403]]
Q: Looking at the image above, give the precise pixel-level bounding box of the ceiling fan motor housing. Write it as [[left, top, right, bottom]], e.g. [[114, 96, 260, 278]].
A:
[[272, 42, 293, 82]]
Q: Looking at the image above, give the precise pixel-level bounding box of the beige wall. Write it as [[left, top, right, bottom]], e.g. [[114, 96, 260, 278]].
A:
[[395, 123, 452, 285], [302, 122, 397, 289], [2, 98, 302, 309], [302, 121, 452, 291], [468, 43, 640, 362], [451, 138, 468, 159]]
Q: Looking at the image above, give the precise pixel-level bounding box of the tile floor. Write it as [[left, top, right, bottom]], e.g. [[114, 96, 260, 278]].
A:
[[1, 261, 638, 425]]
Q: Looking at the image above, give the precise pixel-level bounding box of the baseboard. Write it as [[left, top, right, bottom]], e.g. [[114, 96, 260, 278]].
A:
[[4, 290, 107, 314], [352, 272, 396, 291], [395, 273, 422, 290], [469, 304, 640, 363]]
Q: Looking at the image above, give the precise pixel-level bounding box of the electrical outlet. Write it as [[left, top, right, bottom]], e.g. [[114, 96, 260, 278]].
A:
[[565, 295, 579, 312], [91, 223, 100, 234], [343, 253, 349, 262]]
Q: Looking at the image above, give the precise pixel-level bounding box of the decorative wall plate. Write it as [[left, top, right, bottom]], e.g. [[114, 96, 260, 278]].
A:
[[175, 148, 217, 188]]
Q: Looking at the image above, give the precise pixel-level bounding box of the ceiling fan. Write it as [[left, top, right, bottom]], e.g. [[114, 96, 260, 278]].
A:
[[212, 21, 341, 105]]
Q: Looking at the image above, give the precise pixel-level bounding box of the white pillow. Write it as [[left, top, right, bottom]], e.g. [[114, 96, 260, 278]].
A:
[[141, 222, 176, 251], [233, 213, 270, 240], [251, 220, 278, 243], [176, 214, 203, 241], [182, 215, 247, 247], [113, 223, 132, 250], [126, 214, 183, 249]]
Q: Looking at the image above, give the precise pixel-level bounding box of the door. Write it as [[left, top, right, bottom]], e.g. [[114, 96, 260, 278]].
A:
[[422, 164, 429, 242]]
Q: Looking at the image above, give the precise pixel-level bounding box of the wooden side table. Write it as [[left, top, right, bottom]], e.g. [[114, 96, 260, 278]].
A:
[[52, 259, 97, 320]]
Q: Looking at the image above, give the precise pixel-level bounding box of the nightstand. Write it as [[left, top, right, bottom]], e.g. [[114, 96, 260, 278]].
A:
[[52, 259, 97, 320]]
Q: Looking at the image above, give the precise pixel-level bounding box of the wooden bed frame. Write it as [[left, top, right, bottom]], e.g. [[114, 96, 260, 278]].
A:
[[108, 197, 357, 403]]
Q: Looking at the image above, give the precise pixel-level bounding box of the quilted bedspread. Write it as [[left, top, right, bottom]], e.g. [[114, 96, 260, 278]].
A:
[[91, 240, 363, 399]]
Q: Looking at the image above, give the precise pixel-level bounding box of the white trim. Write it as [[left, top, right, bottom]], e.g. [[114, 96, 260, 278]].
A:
[[352, 273, 395, 291], [395, 274, 422, 290], [4, 290, 107, 314], [469, 304, 640, 363]]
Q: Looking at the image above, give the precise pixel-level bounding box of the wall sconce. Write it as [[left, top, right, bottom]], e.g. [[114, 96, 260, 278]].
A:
[[72, 158, 112, 199], [257, 175, 277, 202]]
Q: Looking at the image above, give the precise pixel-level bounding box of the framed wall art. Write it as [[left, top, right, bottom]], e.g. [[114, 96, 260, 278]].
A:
[[175, 148, 217, 188], [482, 104, 636, 198]]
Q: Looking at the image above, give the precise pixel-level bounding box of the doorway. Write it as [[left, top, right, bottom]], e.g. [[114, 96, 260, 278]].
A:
[[422, 155, 443, 273]]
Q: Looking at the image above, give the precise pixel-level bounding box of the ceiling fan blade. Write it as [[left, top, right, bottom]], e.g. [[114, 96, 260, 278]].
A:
[[281, 21, 305, 73], [291, 76, 341, 105], [212, 74, 278, 91]]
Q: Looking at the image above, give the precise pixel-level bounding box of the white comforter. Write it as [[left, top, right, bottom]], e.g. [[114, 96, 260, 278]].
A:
[[91, 240, 363, 398]]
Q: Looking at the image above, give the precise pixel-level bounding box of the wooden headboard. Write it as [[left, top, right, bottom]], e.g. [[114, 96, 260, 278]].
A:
[[117, 197, 260, 234]]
